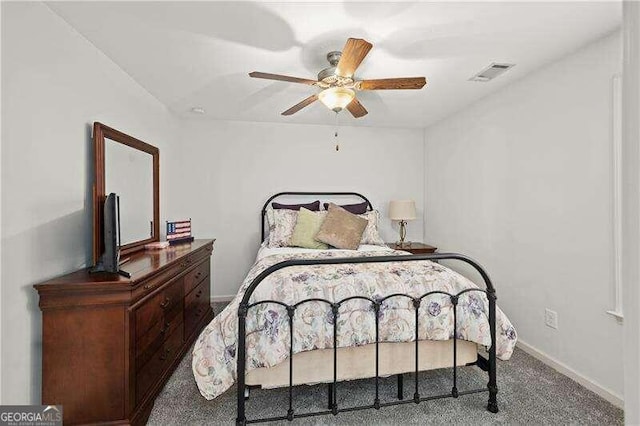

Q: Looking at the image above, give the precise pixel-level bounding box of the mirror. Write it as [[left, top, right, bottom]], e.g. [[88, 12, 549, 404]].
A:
[[93, 123, 159, 263], [105, 140, 154, 244]]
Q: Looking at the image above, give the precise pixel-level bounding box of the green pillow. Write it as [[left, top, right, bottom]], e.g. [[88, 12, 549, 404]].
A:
[[289, 208, 328, 250]]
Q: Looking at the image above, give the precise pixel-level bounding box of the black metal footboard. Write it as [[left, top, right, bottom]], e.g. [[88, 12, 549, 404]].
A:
[[236, 253, 499, 425]]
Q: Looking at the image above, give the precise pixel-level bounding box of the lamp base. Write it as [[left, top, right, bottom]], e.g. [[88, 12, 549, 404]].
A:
[[396, 220, 410, 248], [394, 241, 413, 249]]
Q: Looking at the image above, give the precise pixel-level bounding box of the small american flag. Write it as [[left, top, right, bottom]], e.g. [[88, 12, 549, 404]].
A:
[[167, 219, 192, 241]]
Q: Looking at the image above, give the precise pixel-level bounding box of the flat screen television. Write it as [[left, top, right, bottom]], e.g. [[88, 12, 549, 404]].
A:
[[91, 193, 131, 278]]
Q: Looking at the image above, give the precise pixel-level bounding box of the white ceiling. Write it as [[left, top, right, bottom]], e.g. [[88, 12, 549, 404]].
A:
[[47, 1, 621, 128]]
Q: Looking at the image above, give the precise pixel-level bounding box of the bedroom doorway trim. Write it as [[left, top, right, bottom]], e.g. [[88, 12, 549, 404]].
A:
[[622, 1, 640, 422], [608, 73, 624, 321]]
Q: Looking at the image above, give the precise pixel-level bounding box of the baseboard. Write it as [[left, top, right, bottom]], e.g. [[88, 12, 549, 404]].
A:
[[211, 295, 234, 303], [516, 340, 623, 408]]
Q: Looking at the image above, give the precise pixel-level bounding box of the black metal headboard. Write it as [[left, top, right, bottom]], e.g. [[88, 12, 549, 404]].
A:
[[261, 192, 374, 242]]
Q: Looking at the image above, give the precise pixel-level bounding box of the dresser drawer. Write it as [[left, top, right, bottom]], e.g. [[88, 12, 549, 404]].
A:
[[185, 278, 211, 338], [133, 263, 182, 302], [184, 259, 210, 296], [185, 276, 209, 309], [135, 277, 184, 338], [136, 303, 183, 370], [136, 325, 183, 404]]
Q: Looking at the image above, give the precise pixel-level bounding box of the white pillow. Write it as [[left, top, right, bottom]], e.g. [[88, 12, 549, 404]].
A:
[[266, 209, 299, 247], [359, 210, 386, 246]]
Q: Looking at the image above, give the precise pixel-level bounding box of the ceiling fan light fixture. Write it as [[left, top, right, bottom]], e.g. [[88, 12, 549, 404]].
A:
[[318, 87, 355, 112], [249, 37, 426, 118]]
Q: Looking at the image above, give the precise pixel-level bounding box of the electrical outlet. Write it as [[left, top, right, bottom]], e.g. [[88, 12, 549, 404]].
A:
[[545, 308, 558, 329]]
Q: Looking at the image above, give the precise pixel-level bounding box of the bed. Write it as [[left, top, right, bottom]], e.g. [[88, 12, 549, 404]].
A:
[[192, 192, 517, 425]]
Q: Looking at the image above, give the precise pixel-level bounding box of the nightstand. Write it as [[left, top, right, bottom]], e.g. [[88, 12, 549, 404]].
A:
[[387, 242, 437, 254]]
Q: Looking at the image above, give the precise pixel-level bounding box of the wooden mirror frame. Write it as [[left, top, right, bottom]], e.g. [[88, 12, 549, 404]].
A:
[[92, 122, 160, 264]]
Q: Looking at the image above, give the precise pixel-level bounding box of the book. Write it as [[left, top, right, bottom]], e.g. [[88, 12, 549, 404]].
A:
[[145, 241, 170, 250]]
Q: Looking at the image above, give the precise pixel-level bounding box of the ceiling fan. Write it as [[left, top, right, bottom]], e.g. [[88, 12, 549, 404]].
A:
[[249, 38, 427, 118]]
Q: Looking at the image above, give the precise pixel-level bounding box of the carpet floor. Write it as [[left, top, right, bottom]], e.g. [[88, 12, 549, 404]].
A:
[[148, 303, 623, 425]]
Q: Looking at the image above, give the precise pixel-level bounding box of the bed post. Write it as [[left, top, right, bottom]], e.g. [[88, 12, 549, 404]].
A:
[[487, 288, 499, 413], [236, 303, 248, 426]]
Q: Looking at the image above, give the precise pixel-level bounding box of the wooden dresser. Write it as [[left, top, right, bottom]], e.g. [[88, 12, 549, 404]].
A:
[[34, 239, 215, 425]]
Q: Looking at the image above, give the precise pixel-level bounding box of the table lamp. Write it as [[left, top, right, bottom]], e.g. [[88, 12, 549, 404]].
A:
[[389, 200, 416, 248]]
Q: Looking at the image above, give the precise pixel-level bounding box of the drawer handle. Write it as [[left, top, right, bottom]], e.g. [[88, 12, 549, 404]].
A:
[[160, 297, 172, 310], [159, 347, 172, 361], [194, 271, 202, 280], [143, 283, 156, 291], [195, 307, 203, 317], [195, 289, 203, 298], [160, 321, 171, 335]]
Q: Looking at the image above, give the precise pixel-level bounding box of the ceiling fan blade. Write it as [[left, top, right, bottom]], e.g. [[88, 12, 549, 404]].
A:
[[346, 98, 368, 118], [358, 77, 427, 90], [281, 94, 318, 116], [249, 71, 317, 85], [336, 38, 373, 78]]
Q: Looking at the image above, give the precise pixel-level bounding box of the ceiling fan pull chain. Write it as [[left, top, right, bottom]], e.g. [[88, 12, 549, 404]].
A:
[[334, 112, 340, 151]]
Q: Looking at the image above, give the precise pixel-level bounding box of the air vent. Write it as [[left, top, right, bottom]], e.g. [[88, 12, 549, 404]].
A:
[[469, 63, 515, 82]]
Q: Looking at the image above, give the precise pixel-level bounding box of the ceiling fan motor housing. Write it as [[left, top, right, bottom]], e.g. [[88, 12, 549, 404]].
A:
[[317, 51, 341, 83], [317, 50, 356, 88], [317, 66, 337, 83]]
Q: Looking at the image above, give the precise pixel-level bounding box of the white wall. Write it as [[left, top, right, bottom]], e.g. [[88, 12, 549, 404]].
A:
[[0, 2, 180, 404], [170, 119, 425, 298], [424, 32, 623, 399], [622, 1, 640, 422]]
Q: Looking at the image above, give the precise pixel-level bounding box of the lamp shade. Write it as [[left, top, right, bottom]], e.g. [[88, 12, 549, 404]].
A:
[[388, 200, 416, 221], [318, 87, 355, 112]]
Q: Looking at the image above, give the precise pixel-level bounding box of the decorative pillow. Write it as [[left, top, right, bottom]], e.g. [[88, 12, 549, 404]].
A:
[[267, 209, 298, 247], [359, 210, 386, 246], [289, 208, 328, 250], [272, 200, 320, 211], [322, 201, 368, 215], [315, 203, 368, 250]]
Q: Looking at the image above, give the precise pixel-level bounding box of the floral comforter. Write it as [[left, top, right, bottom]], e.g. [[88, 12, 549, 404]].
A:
[[192, 248, 517, 400]]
